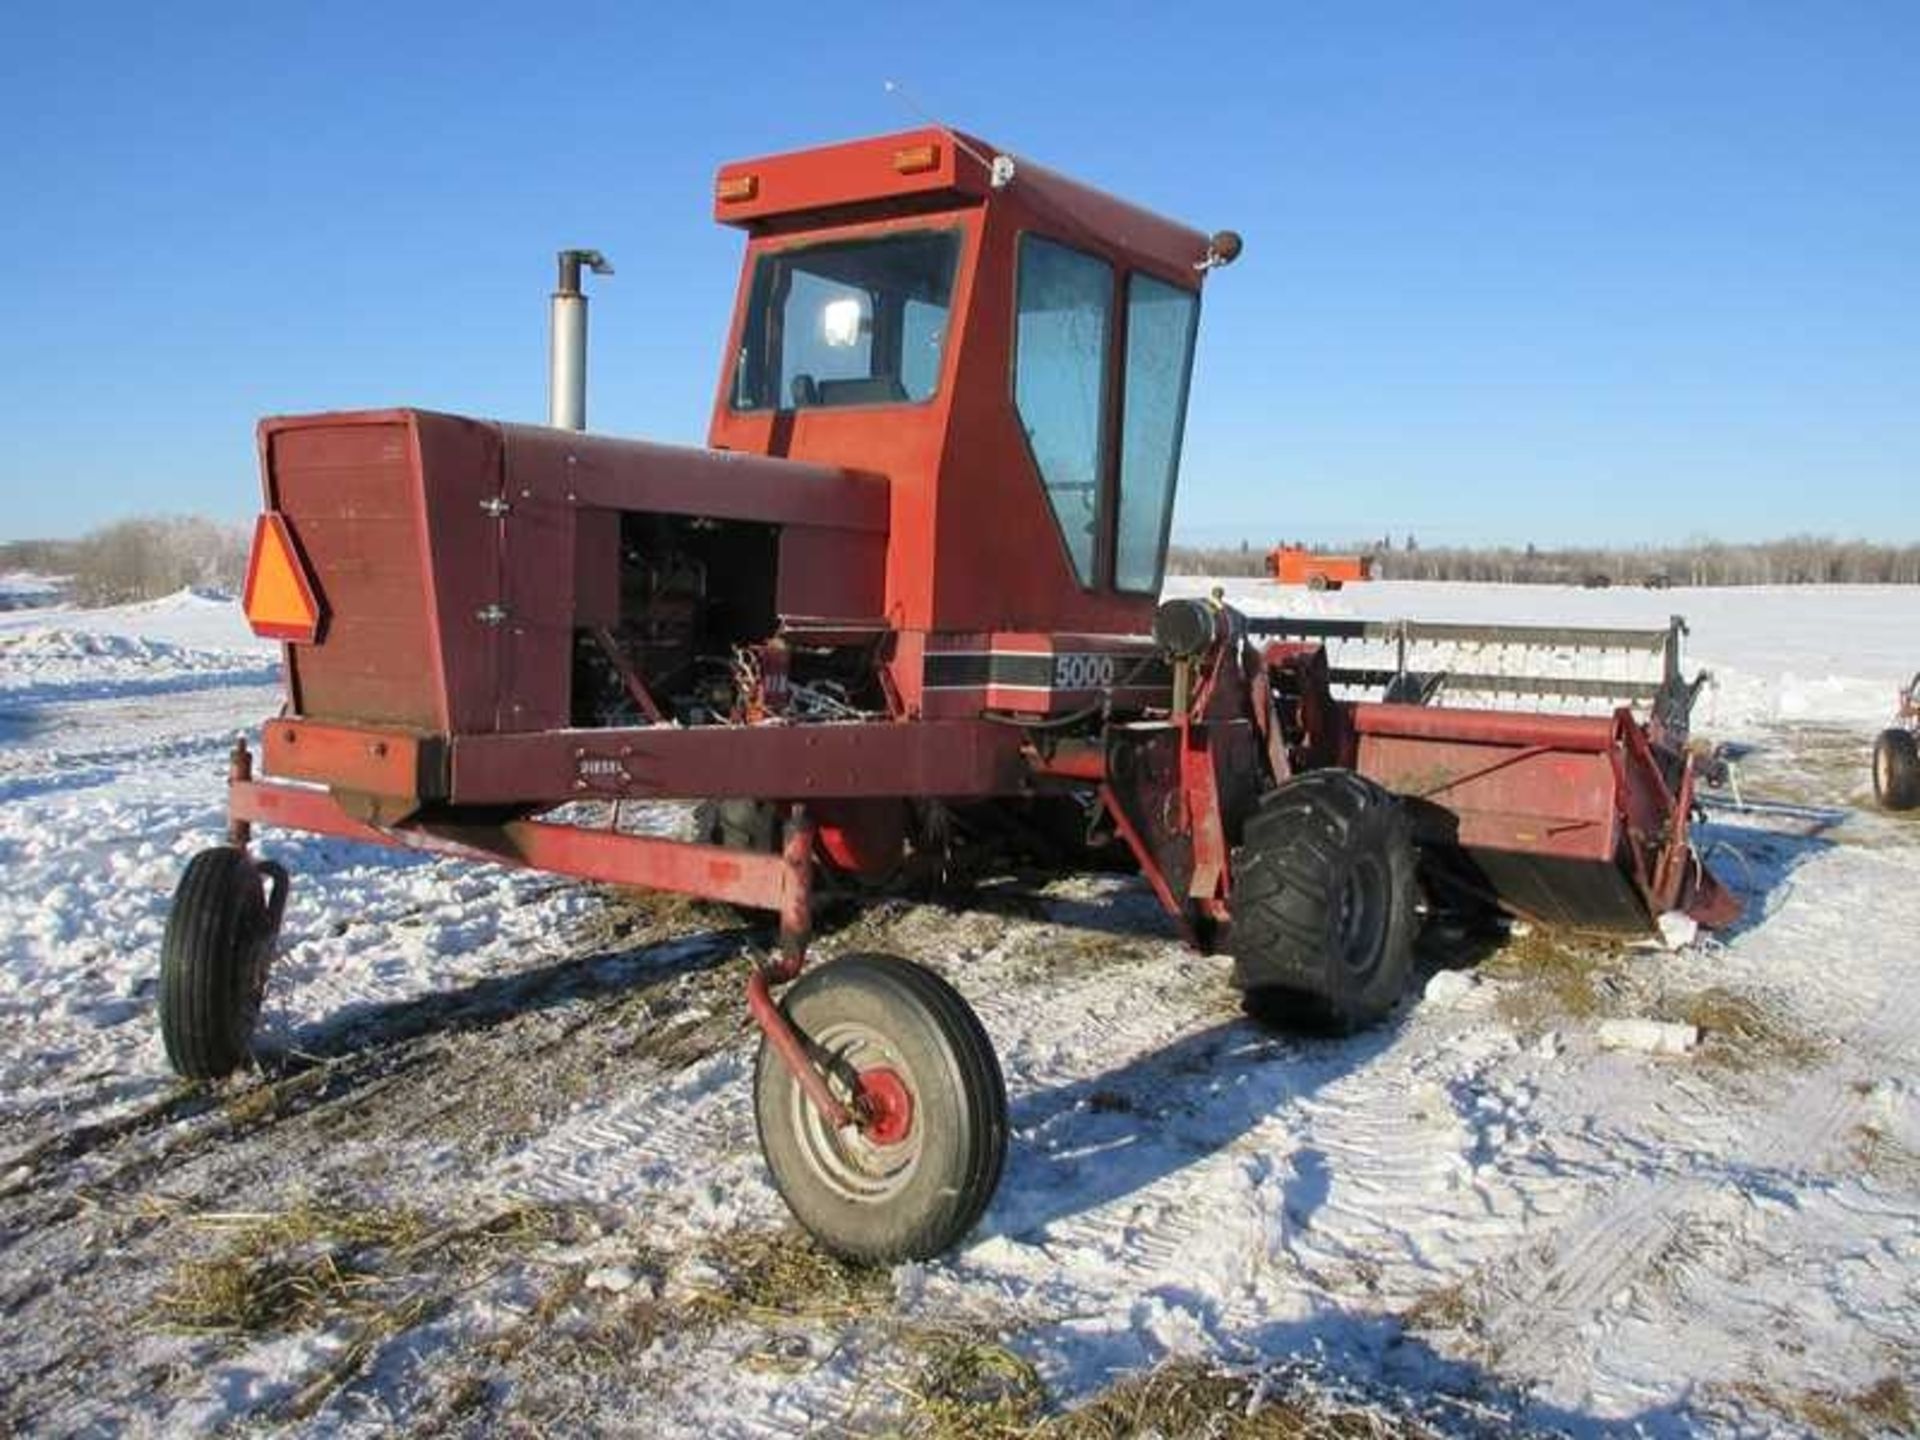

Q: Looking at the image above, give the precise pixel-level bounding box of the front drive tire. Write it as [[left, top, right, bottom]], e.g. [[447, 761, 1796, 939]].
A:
[[1229, 769, 1419, 1034], [753, 954, 1007, 1263], [1873, 729, 1920, 811], [159, 847, 277, 1079]]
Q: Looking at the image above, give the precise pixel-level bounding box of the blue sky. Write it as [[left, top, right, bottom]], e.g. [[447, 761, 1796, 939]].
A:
[[2, 3, 1915, 546]]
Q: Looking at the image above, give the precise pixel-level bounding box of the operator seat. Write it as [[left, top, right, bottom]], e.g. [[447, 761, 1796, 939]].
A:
[[815, 376, 909, 407]]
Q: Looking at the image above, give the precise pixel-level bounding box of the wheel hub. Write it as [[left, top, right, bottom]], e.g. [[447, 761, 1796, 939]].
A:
[[789, 1021, 925, 1203], [1335, 855, 1389, 977], [855, 1066, 914, 1146]]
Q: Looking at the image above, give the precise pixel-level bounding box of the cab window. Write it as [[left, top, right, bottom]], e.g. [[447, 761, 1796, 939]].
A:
[[1014, 235, 1113, 587], [733, 230, 960, 412], [1115, 274, 1200, 592]]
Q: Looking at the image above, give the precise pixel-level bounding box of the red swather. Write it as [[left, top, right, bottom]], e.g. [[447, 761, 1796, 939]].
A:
[[158, 126, 1739, 1263]]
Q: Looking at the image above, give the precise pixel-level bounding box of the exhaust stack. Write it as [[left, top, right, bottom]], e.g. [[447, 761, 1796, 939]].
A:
[[548, 248, 613, 430]]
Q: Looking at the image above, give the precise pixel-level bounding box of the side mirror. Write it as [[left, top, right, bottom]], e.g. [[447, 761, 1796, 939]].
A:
[[1198, 230, 1243, 271]]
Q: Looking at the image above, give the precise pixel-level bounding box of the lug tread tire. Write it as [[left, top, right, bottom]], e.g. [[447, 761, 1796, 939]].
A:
[[1874, 729, 1920, 811], [754, 953, 1006, 1264], [1230, 769, 1418, 1034], [159, 846, 272, 1080]]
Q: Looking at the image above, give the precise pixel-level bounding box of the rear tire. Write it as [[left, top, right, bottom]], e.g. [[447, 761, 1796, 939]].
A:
[[754, 954, 1007, 1263], [1229, 770, 1418, 1033], [159, 847, 277, 1079], [1874, 729, 1920, 811]]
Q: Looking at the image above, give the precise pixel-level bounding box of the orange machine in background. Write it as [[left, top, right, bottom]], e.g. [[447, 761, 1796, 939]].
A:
[[1265, 544, 1376, 590]]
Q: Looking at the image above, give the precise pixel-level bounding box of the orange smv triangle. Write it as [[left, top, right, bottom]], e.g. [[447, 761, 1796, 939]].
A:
[[243, 512, 323, 643]]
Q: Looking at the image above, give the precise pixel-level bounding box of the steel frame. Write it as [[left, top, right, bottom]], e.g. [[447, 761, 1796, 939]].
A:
[[227, 742, 880, 1136]]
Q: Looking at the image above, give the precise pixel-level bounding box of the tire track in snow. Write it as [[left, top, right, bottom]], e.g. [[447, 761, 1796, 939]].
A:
[[1277, 1038, 1550, 1295], [952, 977, 1540, 1354], [494, 928, 1221, 1222], [1475, 865, 1920, 1386]]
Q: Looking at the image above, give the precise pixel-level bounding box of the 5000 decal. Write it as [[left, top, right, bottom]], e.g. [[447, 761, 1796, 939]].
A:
[[920, 651, 1170, 691], [1053, 653, 1118, 689]]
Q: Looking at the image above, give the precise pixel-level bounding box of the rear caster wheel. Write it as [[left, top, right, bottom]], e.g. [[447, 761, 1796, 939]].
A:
[[1873, 729, 1919, 811], [754, 954, 1006, 1263], [158, 847, 285, 1079], [1230, 769, 1419, 1034]]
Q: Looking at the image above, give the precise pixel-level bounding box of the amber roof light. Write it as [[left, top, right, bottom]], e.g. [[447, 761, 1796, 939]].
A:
[[891, 143, 941, 175]]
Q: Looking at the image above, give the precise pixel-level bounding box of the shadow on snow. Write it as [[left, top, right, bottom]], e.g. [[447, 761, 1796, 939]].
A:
[[1692, 805, 1841, 940]]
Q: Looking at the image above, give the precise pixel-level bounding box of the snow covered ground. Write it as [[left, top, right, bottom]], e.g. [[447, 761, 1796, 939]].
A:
[[0, 582, 1915, 1436], [0, 569, 68, 611]]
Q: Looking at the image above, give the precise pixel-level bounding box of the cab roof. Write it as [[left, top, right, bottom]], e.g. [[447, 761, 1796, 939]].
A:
[[713, 127, 1211, 284]]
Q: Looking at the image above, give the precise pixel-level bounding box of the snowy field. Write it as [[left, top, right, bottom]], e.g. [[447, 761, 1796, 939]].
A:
[[1, 581, 1915, 1436]]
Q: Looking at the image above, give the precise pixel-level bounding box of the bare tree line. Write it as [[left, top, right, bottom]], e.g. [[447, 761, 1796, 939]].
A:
[[1, 516, 250, 606], [1168, 537, 1920, 586], [7, 518, 1918, 613]]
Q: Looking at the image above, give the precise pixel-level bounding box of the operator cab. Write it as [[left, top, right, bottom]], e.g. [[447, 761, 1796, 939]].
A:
[[709, 129, 1236, 640]]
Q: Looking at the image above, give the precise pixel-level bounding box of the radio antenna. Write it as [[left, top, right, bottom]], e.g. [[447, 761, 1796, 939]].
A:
[[882, 79, 1017, 188]]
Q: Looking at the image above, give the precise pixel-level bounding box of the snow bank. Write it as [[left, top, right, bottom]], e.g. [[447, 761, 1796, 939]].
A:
[[0, 592, 277, 705], [0, 586, 268, 650], [0, 570, 68, 611]]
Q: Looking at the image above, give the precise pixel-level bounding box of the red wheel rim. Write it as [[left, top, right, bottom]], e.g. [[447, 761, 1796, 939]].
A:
[[856, 1066, 915, 1146]]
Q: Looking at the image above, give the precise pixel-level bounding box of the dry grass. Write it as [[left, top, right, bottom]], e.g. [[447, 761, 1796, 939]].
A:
[[422, 1200, 576, 1261], [1001, 925, 1161, 987], [277, 1294, 436, 1421], [1046, 1361, 1433, 1439], [900, 1330, 1048, 1438], [888, 1343, 1440, 1440], [153, 1201, 427, 1333], [153, 1249, 378, 1334], [1482, 931, 1623, 1032], [216, 1059, 370, 1128], [683, 1227, 891, 1324], [150, 1198, 583, 1426], [600, 886, 742, 934], [1401, 1281, 1476, 1337], [1848, 1119, 1920, 1183], [1665, 985, 1827, 1073], [1481, 937, 1826, 1077], [476, 1259, 668, 1381], [1725, 1373, 1916, 1438], [151, 1199, 563, 1337], [187, 1200, 431, 1253], [1399, 1281, 1499, 1370]]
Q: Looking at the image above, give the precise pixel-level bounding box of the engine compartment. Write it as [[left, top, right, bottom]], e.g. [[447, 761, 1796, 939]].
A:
[[570, 511, 886, 728]]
